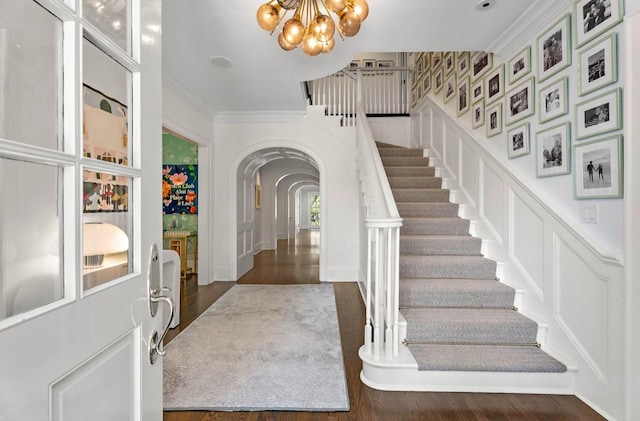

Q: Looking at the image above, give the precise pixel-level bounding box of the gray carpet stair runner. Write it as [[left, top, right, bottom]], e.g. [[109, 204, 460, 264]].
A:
[[377, 142, 567, 373]]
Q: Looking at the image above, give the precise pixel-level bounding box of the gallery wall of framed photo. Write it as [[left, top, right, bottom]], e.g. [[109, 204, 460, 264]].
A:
[[412, 0, 625, 202]]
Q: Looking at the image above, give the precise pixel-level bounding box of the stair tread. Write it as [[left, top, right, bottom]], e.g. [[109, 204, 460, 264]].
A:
[[401, 308, 538, 344], [399, 278, 515, 309], [406, 344, 568, 372]]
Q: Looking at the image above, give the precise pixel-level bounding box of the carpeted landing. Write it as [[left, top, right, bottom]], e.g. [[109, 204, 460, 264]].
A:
[[163, 284, 350, 411], [377, 142, 567, 373]]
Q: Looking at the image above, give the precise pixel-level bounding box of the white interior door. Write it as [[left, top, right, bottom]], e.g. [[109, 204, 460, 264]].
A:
[[0, 0, 164, 419]]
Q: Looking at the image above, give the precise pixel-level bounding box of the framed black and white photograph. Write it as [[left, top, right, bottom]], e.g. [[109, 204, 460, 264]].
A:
[[444, 52, 455, 75], [578, 33, 617, 96], [363, 59, 375, 68], [507, 123, 530, 159], [508, 46, 531, 84], [471, 79, 484, 103], [422, 71, 432, 95], [472, 52, 492, 80], [575, 87, 622, 139], [376, 60, 394, 68], [484, 64, 505, 105], [486, 103, 502, 138], [472, 100, 485, 129], [506, 77, 535, 126], [537, 14, 571, 82], [457, 77, 470, 116], [432, 51, 443, 69], [574, 135, 622, 198], [434, 68, 444, 94], [536, 122, 571, 177], [575, 0, 624, 47], [457, 52, 470, 77], [411, 86, 419, 108], [539, 77, 568, 123], [349, 60, 360, 68], [444, 74, 456, 103], [422, 52, 431, 72]]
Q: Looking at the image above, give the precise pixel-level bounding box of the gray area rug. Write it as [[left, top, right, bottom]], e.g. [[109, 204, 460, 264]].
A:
[[163, 284, 350, 412]]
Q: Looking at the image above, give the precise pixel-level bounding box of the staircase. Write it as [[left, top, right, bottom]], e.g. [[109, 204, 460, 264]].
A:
[[359, 142, 570, 392]]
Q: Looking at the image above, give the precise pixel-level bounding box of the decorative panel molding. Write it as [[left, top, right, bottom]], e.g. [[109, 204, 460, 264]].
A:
[[510, 189, 545, 300], [431, 118, 444, 159], [443, 121, 459, 181], [554, 233, 609, 382], [460, 141, 478, 208], [479, 159, 504, 245], [51, 332, 135, 421]]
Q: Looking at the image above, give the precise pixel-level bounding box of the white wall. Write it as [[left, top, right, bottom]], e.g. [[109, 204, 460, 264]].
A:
[[367, 116, 412, 148], [212, 106, 359, 282]]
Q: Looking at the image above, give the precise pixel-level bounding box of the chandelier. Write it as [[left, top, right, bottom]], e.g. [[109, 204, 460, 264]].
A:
[[256, 0, 369, 56]]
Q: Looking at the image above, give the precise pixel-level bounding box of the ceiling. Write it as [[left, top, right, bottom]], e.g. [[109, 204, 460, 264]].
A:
[[162, 0, 536, 115]]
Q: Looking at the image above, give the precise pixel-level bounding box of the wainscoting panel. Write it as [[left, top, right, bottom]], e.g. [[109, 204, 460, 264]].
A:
[[51, 331, 136, 421], [415, 59, 626, 421], [510, 190, 545, 300], [431, 116, 444, 158], [479, 159, 505, 245], [421, 109, 432, 148], [460, 139, 479, 208], [554, 233, 609, 382], [443, 121, 459, 180]]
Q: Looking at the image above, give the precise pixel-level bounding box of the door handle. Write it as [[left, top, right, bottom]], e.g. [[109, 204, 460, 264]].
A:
[[146, 243, 176, 364], [149, 292, 175, 364]]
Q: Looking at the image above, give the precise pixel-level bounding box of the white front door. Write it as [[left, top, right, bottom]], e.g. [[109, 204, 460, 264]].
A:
[[0, 0, 164, 419]]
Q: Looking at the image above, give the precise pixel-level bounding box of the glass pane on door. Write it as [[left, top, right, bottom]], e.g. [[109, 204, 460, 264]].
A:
[[82, 169, 132, 291], [0, 0, 62, 151], [82, 0, 130, 52], [83, 38, 131, 167], [0, 158, 63, 321]]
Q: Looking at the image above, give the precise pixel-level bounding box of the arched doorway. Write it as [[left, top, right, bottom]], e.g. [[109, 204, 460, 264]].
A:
[[235, 147, 319, 279]]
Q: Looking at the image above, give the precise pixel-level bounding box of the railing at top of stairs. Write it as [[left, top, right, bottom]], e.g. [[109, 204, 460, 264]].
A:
[[355, 103, 402, 360], [306, 67, 411, 127]]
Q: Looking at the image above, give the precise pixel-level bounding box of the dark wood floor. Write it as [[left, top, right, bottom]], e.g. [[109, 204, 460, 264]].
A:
[[163, 230, 604, 421]]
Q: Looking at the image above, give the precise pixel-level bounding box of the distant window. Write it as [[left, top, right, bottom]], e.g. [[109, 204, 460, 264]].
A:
[[310, 194, 320, 226]]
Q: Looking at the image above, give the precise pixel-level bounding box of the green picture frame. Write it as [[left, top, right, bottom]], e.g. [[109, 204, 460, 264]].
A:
[[575, 87, 622, 140], [508, 46, 531, 84], [457, 76, 470, 117], [486, 102, 502, 138], [507, 122, 530, 159], [506, 77, 535, 126], [537, 14, 572, 82], [536, 122, 571, 178], [578, 33, 617, 96], [538, 76, 569, 124], [484, 64, 505, 105], [573, 135, 623, 199]]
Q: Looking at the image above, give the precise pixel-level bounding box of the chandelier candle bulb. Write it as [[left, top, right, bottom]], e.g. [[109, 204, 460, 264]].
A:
[[256, 0, 368, 54]]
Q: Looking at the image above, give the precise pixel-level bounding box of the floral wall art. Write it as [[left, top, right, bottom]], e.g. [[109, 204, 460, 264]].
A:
[[162, 133, 199, 232]]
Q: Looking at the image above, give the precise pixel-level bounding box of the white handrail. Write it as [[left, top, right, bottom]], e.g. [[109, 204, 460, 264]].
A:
[[307, 67, 410, 127], [356, 104, 402, 360]]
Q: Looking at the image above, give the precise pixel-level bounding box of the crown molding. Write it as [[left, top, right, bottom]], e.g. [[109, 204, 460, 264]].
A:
[[162, 69, 217, 120], [214, 111, 306, 124], [486, 0, 574, 59]]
